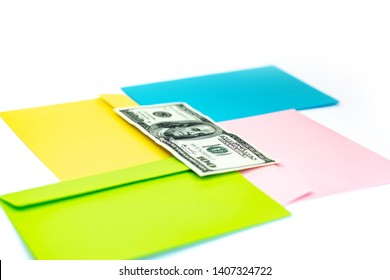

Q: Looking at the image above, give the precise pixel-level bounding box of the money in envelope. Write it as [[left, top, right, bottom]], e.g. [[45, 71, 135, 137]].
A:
[[115, 103, 277, 176]]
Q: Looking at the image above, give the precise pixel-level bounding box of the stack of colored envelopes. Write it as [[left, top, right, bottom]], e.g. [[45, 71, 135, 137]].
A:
[[1, 65, 390, 259]]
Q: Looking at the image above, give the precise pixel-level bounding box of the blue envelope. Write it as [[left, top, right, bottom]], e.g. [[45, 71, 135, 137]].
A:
[[122, 66, 338, 121]]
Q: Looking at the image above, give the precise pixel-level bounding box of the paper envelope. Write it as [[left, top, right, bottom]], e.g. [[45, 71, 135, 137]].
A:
[[221, 110, 390, 202], [122, 66, 338, 122], [0, 158, 290, 260], [0, 94, 170, 181]]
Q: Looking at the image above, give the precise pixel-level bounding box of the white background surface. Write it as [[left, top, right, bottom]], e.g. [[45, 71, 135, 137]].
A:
[[1, 1, 390, 279]]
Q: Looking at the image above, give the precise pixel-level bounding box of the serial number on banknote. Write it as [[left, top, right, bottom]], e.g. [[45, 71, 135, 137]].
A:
[[115, 103, 277, 176]]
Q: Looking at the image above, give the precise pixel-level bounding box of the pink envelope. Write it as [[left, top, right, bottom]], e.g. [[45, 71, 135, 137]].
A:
[[220, 110, 390, 204]]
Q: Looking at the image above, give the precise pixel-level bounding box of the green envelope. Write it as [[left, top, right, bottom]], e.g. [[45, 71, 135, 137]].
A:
[[0, 158, 289, 260]]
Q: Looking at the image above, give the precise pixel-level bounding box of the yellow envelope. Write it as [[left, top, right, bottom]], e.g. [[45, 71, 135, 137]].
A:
[[0, 94, 170, 180]]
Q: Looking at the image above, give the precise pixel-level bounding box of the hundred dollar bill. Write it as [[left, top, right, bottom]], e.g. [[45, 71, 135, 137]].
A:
[[115, 103, 277, 176]]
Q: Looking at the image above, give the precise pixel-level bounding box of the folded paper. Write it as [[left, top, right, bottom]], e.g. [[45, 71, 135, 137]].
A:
[[221, 110, 390, 202], [0, 158, 290, 259], [122, 66, 338, 122]]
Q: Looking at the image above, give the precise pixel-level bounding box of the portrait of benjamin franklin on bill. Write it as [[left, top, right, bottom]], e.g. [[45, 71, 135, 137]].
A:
[[149, 121, 222, 140]]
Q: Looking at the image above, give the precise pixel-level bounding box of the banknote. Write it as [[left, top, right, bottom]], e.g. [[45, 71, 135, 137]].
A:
[[115, 103, 277, 176]]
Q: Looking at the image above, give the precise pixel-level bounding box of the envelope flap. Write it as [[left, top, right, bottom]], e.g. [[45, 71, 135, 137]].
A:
[[1, 158, 188, 208], [99, 94, 138, 108]]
